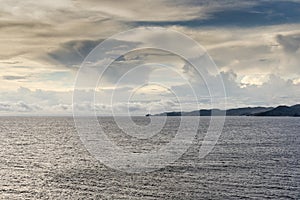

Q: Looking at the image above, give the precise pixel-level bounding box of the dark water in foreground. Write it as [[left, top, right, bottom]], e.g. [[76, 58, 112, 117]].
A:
[[0, 117, 299, 199]]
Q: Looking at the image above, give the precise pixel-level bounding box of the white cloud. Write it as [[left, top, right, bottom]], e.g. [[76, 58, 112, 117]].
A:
[[173, 24, 300, 80]]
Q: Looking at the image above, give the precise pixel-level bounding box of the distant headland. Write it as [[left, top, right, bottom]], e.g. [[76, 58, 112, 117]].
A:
[[146, 104, 300, 117]]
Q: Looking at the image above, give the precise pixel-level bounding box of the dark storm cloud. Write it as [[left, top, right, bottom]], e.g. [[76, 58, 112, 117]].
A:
[[48, 39, 104, 67], [276, 33, 300, 53]]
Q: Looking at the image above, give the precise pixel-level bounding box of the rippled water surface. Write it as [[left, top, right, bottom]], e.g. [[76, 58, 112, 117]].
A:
[[1, 117, 299, 199]]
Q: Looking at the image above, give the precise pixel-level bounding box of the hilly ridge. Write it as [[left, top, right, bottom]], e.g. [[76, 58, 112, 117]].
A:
[[147, 104, 300, 117]]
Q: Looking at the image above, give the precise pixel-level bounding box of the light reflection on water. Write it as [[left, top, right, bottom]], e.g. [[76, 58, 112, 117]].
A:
[[0, 117, 299, 199]]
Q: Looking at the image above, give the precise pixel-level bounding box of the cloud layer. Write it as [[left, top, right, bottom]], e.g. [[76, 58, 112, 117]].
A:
[[0, 0, 300, 115]]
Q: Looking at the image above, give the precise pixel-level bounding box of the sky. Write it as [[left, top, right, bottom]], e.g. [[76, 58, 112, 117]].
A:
[[0, 0, 300, 115]]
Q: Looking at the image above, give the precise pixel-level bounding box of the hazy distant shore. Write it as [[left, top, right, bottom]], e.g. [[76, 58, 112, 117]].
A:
[[147, 104, 300, 117]]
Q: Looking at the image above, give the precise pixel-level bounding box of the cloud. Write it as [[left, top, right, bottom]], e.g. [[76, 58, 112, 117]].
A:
[[0, 0, 300, 115], [0, 101, 41, 113], [0, 0, 296, 63], [0, 87, 73, 115], [2, 75, 28, 80], [1, 68, 299, 116], [276, 33, 300, 53], [72, 0, 210, 22], [174, 24, 300, 80], [275, 32, 300, 76], [47, 39, 104, 67]]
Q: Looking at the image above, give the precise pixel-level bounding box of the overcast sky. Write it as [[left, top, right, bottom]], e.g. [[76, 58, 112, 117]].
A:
[[0, 0, 300, 115]]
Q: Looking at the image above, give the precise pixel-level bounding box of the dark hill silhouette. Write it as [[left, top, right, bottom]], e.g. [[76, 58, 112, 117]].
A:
[[254, 104, 300, 116], [147, 104, 300, 117]]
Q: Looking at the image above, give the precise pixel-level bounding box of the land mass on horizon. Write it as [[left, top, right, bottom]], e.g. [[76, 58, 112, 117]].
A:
[[146, 104, 300, 117]]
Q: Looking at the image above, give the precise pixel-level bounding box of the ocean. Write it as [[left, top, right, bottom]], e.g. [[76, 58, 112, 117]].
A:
[[1, 116, 299, 199]]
